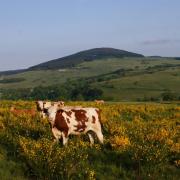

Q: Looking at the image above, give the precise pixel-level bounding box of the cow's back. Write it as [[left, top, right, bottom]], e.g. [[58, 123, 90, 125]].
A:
[[54, 107, 101, 135]]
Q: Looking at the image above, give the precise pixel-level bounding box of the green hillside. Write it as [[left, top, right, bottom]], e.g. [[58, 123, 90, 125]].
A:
[[28, 48, 144, 70], [0, 57, 180, 101]]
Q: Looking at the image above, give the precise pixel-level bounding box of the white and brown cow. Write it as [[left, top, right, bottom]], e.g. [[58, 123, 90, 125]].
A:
[[45, 104, 104, 145]]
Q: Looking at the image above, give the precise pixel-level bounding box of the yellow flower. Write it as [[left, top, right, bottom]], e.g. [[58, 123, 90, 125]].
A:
[[111, 135, 130, 151]]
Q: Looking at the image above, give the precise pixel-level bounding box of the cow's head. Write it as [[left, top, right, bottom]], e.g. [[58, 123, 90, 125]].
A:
[[45, 105, 59, 125]]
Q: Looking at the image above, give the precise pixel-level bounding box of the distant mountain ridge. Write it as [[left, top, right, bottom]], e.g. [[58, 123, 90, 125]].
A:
[[0, 48, 144, 75], [0, 69, 26, 76], [29, 48, 144, 70]]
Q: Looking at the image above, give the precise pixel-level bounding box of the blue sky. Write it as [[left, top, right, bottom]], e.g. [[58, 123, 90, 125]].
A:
[[0, 0, 180, 71]]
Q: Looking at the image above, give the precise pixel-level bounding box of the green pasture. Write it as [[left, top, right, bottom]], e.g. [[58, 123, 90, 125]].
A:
[[0, 57, 180, 101]]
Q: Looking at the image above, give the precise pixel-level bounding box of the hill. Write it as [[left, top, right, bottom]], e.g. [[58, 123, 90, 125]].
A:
[[0, 57, 180, 101], [28, 48, 144, 70]]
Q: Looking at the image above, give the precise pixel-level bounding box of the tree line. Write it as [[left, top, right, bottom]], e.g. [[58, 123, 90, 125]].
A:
[[0, 79, 179, 101], [0, 81, 103, 101]]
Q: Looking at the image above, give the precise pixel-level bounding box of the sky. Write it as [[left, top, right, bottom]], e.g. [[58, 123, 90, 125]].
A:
[[0, 0, 180, 71]]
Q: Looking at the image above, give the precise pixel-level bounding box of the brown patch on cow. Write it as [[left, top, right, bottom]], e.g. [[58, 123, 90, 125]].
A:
[[64, 111, 72, 123], [65, 111, 72, 117], [72, 109, 88, 122], [92, 115, 96, 123], [74, 123, 87, 132], [72, 109, 88, 132], [66, 118, 70, 123], [54, 110, 69, 137]]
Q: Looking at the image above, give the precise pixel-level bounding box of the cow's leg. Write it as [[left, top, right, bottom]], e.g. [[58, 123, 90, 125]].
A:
[[88, 132, 94, 145], [94, 130, 104, 144], [52, 128, 62, 143], [62, 133, 69, 146], [97, 131, 103, 144]]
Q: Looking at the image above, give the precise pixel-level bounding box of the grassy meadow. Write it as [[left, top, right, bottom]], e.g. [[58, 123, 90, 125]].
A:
[[0, 100, 180, 179], [0, 57, 180, 101]]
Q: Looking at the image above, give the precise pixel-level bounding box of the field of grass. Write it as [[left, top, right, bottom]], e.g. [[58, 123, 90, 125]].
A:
[[0, 101, 180, 179], [0, 57, 180, 101], [96, 67, 180, 101], [0, 145, 26, 180]]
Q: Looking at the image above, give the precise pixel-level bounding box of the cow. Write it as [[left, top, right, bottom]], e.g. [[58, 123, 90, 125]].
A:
[[45, 104, 104, 145], [10, 107, 36, 117], [36, 100, 48, 118], [94, 99, 105, 104], [36, 100, 64, 118]]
